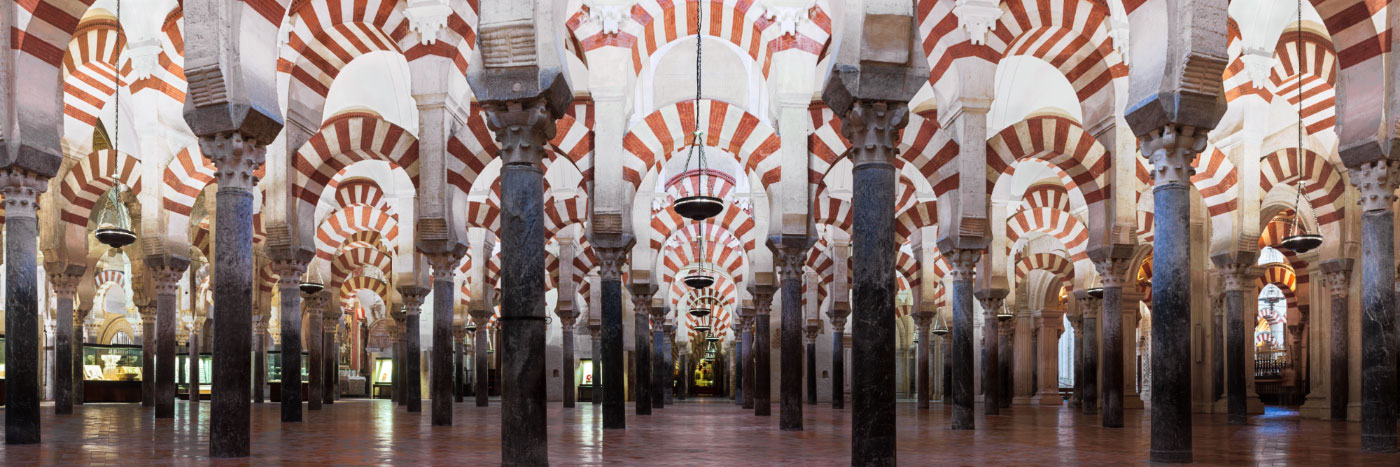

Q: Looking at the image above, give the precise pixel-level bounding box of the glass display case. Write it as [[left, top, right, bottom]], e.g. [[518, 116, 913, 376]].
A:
[[266, 351, 310, 383], [83, 344, 142, 382], [372, 358, 393, 385], [176, 353, 213, 398], [0, 335, 7, 379]]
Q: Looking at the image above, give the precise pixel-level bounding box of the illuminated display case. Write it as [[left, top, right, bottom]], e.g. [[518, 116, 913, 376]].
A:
[[83, 344, 142, 382], [0, 335, 6, 379], [576, 359, 596, 402], [266, 351, 310, 383], [176, 353, 213, 398], [370, 358, 392, 399]]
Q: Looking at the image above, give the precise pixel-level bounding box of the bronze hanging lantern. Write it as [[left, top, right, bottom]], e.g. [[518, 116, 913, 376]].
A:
[[299, 269, 324, 295], [674, 191, 724, 221], [688, 301, 712, 318], [996, 304, 1015, 321], [1086, 287, 1105, 299], [693, 324, 711, 333], [931, 317, 949, 336], [1277, 3, 1323, 255], [670, 6, 722, 222], [94, 187, 137, 249]]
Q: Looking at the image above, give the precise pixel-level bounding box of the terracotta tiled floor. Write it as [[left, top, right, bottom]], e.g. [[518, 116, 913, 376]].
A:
[[0, 398, 1393, 465]]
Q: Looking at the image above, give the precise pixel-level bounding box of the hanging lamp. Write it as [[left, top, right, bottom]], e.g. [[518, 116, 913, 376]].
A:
[[94, 2, 136, 251], [995, 303, 1015, 321], [1278, 0, 1323, 254], [931, 317, 949, 336], [687, 300, 712, 318], [683, 236, 715, 289], [671, 1, 723, 222], [299, 268, 324, 294], [1086, 287, 1105, 299]]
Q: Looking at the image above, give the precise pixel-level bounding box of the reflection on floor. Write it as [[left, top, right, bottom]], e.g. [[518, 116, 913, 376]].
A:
[[0, 399, 1390, 464]]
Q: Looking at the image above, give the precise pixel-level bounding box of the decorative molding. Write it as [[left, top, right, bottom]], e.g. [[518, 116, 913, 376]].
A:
[[762, 5, 812, 37], [200, 132, 266, 192], [1140, 125, 1208, 186], [126, 38, 163, 81], [1352, 159, 1399, 213], [841, 101, 909, 167], [586, 1, 634, 35], [946, 249, 982, 283], [405, 0, 453, 46], [0, 169, 49, 219], [953, 0, 1003, 46]]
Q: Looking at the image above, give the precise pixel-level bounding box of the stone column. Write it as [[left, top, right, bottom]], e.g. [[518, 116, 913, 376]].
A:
[[253, 321, 267, 404], [399, 289, 427, 413], [589, 323, 602, 406], [323, 314, 338, 405], [751, 285, 776, 417], [272, 261, 307, 421], [1076, 291, 1100, 415], [998, 316, 1014, 410], [149, 262, 186, 418], [1095, 250, 1132, 427], [388, 318, 402, 404], [188, 331, 200, 406], [663, 323, 676, 405], [772, 239, 811, 429], [1211, 291, 1225, 403], [914, 313, 933, 409], [977, 290, 1008, 416], [49, 273, 81, 415], [828, 306, 848, 409], [678, 351, 688, 401], [1031, 309, 1064, 405], [426, 252, 462, 426], [740, 309, 755, 409], [649, 307, 665, 410], [628, 284, 656, 416], [1352, 160, 1398, 452], [139, 306, 157, 408], [805, 322, 819, 406], [472, 312, 491, 407], [1320, 259, 1353, 420], [307, 294, 325, 411], [1141, 125, 1210, 463], [593, 237, 632, 429], [2, 171, 45, 443], [941, 249, 982, 430], [1068, 311, 1084, 408], [1216, 259, 1255, 425], [559, 312, 578, 408], [455, 327, 467, 403]]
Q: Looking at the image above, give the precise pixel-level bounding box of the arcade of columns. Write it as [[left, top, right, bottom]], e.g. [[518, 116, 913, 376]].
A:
[[0, 0, 1397, 464]]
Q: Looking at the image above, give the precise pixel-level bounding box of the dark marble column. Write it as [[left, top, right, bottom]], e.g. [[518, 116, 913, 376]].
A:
[[75, 314, 89, 406], [253, 322, 267, 404], [390, 318, 404, 405], [272, 261, 306, 420], [559, 313, 578, 408], [942, 333, 952, 403], [977, 290, 1008, 416], [140, 307, 157, 408], [472, 313, 490, 407], [427, 253, 463, 426], [1320, 259, 1353, 420], [1141, 125, 1209, 463], [836, 100, 906, 464], [678, 352, 689, 401], [400, 290, 427, 413], [998, 318, 1013, 410], [1352, 160, 1398, 452], [740, 310, 755, 409], [486, 99, 558, 465], [650, 308, 665, 409], [1095, 251, 1131, 427], [629, 285, 654, 416], [455, 328, 467, 403], [949, 251, 982, 430], [1, 171, 45, 444], [1211, 293, 1225, 402], [593, 238, 632, 429], [188, 332, 200, 407], [663, 323, 676, 405], [805, 323, 819, 406], [828, 308, 848, 409], [150, 263, 187, 419], [49, 273, 81, 415], [752, 285, 776, 417], [914, 314, 932, 410], [772, 239, 811, 429], [1075, 291, 1099, 416], [307, 294, 325, 411], [323, 315, 338, 405], [589, 324, 602, 406], [1216, 260, 1255, 425], [1068, 312, 1084, 409]]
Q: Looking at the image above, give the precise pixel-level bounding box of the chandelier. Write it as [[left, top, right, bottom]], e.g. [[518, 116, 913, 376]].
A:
[[671, 1, 722, 222], [1277, 3, 1322, 254], [683, 236, 715, 289], [687, 299, 713, 318], [93, 3, 135, 251]]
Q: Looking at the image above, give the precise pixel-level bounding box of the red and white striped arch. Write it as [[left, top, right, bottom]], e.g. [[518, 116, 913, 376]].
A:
[[294, 112, 418, 206], [61, 17, 123, 133], [331, 246, 392, 286], [1268, 30, 1339, 135], [659, 226, 749, 288], [896, 248, 920, 290], [567, 0, 831, 78], [621, 99, 780, 190], [649, 200, 757, 253], [1014, 252, 1075, 290], [93, 269, 125, 289], [331, 178, 390, 212], [130, 6, 187, 103], [1137, 146, 1239, 243], [808, 104, 847, 187], [1006, 207, 1089, 262], [894, 200, 939, 246], [660, 169, 739, 207], [162, 147, 216, 217], [813, 193, 852, 234], [986, 116, 1109, 208], [340, 274, 390, 304], [987, 0, 1126, 119], [671, 277, 738, 310], [58, 149, 142, 227], [1222, 20, 1272, 103], [278, 0, 408, 108], [448, 100, 595, 197], [898, 113, 960, 198], [1259, 147, 1346, 226], [1308, 0, 1388, 149], [316, 205, 399, 261], [544, 194, 589, 240], [1019, 183, 1071, 213], [340, 230, 393, 257]]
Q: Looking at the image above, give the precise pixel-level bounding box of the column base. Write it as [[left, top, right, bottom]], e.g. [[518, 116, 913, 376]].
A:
[[1299, 393, 1331, 419], [1012, 396, 1034, 405], [1123, 392, 1143, 409], [1031, 391, 1063, 405]]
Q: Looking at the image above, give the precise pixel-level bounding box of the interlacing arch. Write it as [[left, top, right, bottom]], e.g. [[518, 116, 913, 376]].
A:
[[1014, 252, 1075, 290], [331, 247, 392, 285], [316, 205, 400, 261], [987, 0, 1126, 118], [331, 178, 391, 212], [294, 113, 419, 210], [812, 192, 852, 234], [986, 116, 1109, 207], [1269, 29, 1340, 134], [58, 149, 142, 227], [61, 16, 124, 132], [1006, 207, 1089, 261], [339, 274, 390, 305], [1259, 147, 1346, 226], [566, 0, 832, 78], [621, 99, 780, 190]]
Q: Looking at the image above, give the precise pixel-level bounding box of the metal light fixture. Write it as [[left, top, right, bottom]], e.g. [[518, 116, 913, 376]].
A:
[[1277, 0, 1322, 255], [94, 186, 137, 250], [705, 335, 719, 342], [996, 304, 1015, 321], [684, 237, 715, 289], [693, 324, 711, 333], [688, 303, 712, 318], [931, 317, 949, 336], [1086, 287, 1105, 299], [299, 269, 324, 294], [670, 3, 722, 222]]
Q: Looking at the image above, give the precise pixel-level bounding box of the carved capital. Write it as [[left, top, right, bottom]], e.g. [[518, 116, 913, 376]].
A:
[[398, 287, 429, 314], [947, 249, 982, 283], [426, 252, 463, 283], [1094, 256, 1133, 289], [953, 0, 1003, 45], [1075, 293, 1101, 319], [998, 318, 1016, 336], [404, 0, 452, 45], [49, 273, 83, 299], [803, 325, 820, 344], [271, 260, 308, 291], [0, 169, 49, 219], [1324, 270, 1351, 298], [150, 265, 187, 297], [594, 246, 630, 281], [126, 37, 163, 80], [1351, 159, 1400, 213], [762, 4, 812, 37], [586, 2, 634, 35], [1218, 263, 1257, 292], [201, 132, 266, 192], [771, 240, 810, 283], [750, 285, 777, 316], [484, 99, 557, 168], [1139, 125, 1208, 186], [840, 100, 909, 167], [138, 305, 158, 322]]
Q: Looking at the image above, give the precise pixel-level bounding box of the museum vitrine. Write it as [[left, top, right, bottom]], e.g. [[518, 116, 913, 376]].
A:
[[266, 351, 311, 383], [176, 353, 213, 398], [371, 357, 392, 398], [83, 343, 143, 402]]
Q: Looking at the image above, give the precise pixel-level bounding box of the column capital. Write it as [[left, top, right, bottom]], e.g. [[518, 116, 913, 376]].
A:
[[253, 319, 269, 335], [271, 259, 309, 291], [1351, 158, 1400, 213], [1073, 290, 1101, 318], [1215, 261, 1259, 292], [838, 100, 910, 167], [663, 323, 677, 340], [200, 132, 266, 192], [138, 304, 158, 323], [1091, 244, 1136, 289], [997, 318, 1016, 336], [1139, 125, 1209, 186], [148, 261, 189, 297], [425, 251, 464, 283], [0, 168, 49, 219], [483, 98, 558, 168], [749, 283, 777, 316], [1319, 258, 1354, 298], [590, 233, 635, 281], [946, 248, 982, 282], [974, 288, 1009, 316], [803, 323, 820, 344], [48, 272, 83, 299], [628, 282, 657, 311], [588, 323, 602, 338], [557, 307, 579, 329], [769, 235, 814, 282]]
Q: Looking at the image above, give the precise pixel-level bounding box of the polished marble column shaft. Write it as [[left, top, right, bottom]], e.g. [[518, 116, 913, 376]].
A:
[[650, 313, 665, 410], [307, 297, 324, 411], [253, 325, 266, 404], [273, 262, 307, 421], [1353, 160, 1398, 452], [153, 264, 186, 419], [1321, 259, 1353, 420], [402, 292, 426, 413], [979, 292, 1008, 416], [1079, 293, 1099, 416], [3, 170, 46, 444], [50, 274, 80, 415], [741, 314, 755, 409], [323, 318, 337, 405], [752, 288, 775, 417], [806, 325, 819, 406], [141, 310, 157, 408], [1220, 264, 1252, 425], [188, 332, 200, 407], [633, 311, 652, 415], [428, 254, 461, 426], [949, 253, 981, 430], [830, 312, 847, 409], [560, 315, 577, 408], [473, 315, 490, 407], [773, 242, 809, 429], [594, 241, 631, 429], [915, 317, 931, 410], [589, 324, 602, 406]]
